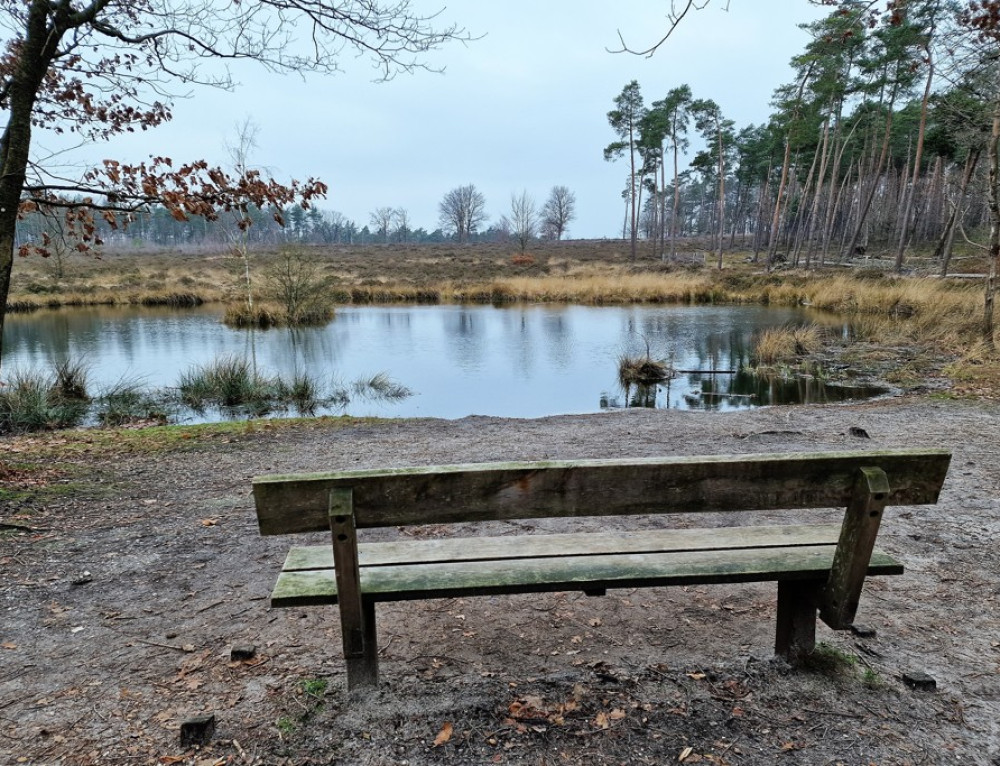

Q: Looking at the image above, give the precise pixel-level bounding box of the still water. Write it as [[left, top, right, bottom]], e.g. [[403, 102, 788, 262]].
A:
[[2, 303, 882, 420]]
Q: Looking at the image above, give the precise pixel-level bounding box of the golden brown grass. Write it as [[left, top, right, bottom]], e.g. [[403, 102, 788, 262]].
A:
[[6, 242, 995, 360], [751, 325, 823, 366]]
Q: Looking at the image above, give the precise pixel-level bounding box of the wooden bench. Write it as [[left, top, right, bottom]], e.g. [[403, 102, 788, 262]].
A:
[[253, 449, 950, 690]]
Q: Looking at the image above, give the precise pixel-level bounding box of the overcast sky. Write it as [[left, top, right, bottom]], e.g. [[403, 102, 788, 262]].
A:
[[40, 0, 830, 240]]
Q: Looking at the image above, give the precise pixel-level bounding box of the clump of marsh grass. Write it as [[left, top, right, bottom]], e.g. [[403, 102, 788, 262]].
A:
[[222, 303, 283, 329], [0, 368, 88, 433], [51, 359, 90, 402], [94, 377, 168, 426], [752, 324, 823, 366], [176, 357, 405, 417], [178, 355, 277, 409], [274, 371, 323, 415], [352, 372, 412, 401], [618, 354, 670, 387]]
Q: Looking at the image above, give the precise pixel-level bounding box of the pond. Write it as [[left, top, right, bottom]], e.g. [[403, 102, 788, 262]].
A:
[[1, 303, 885, 421]]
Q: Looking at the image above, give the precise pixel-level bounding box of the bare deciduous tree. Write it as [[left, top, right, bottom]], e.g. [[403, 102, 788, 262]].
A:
[[509, 191, 538, 254], [370, 207, 396, 243], [541, 186, 577, 240], [438, 185, 487, 243], [393, 208, 411, 242]]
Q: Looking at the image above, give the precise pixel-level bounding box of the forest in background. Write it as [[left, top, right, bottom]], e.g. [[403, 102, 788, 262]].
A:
[[14, 2, 998, 280]]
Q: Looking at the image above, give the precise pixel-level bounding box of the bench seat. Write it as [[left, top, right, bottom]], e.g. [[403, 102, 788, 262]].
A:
[[270, 523, 903, 607]]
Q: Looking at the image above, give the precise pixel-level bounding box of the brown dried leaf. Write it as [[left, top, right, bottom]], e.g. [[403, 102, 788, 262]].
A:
[[432, 721, 453, 747]]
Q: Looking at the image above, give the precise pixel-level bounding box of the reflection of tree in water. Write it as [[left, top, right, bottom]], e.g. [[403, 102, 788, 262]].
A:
[[730, 370, 887, 406], [445, 308, 486, 369], [601, 379, 669, 410], [542, 310, 572, 369], [3, 310, 74, 361], [266, 325, 342, 372]]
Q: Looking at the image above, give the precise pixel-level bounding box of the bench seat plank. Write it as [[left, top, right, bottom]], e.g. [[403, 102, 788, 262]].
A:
[[270, 542, 903, 607], [281, 523, 851, 571]]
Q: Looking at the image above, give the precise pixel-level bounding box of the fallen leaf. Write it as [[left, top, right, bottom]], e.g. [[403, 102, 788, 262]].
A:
[[433, 721, 453, 747], [592, 711, 610, 729], [679, 746, 694, 762], [1, 642, 16, 650], [687, 672, 706, 681], [609, 708, 626, 721], [200, 519, 217, 527]]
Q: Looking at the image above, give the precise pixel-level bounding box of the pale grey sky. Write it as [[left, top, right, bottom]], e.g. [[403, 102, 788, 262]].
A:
[[39, 1, 829, 239]]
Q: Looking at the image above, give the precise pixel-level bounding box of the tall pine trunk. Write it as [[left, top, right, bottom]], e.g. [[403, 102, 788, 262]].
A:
[[938, 149, 980, 277], [894, 44, 934, 272], [983, 104, 1000, 347]]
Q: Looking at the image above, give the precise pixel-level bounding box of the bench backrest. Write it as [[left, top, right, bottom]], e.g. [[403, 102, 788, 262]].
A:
[[254, 449, 951, 535]]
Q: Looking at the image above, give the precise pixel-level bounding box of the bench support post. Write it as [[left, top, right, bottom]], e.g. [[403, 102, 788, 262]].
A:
[[821, 467, 890, 630], [329, 489, 379, 689], [775, 579, 821, 662]]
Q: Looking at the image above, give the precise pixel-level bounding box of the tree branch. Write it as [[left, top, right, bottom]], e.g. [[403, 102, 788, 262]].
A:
[[610, 0, 724, 58]]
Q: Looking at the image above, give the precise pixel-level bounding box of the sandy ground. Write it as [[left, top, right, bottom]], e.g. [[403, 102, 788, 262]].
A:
[[2, 397, 999, 765]]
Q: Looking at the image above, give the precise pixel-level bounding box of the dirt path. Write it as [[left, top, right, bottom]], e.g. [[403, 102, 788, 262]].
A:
[[2, 398, 999, 765]]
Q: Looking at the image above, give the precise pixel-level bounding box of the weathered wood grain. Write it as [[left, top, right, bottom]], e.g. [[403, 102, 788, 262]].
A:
[[328, 489, 378, 688], [821, 467, 891, 630], [269, 545, 903, 607], [254, 449, 951, 534], [282, 524, 849, 571], [775, 579, 823, 661]]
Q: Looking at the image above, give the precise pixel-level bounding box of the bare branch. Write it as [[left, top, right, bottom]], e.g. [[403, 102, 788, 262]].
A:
[[610, 0, 726, 58]]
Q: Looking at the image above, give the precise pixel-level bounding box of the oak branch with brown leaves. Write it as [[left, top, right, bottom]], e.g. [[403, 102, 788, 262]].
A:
[[0, 0, 468, 369]]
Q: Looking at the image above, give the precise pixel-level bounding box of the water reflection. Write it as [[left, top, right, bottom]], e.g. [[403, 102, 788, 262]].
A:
[[3, 303, 878, 420]]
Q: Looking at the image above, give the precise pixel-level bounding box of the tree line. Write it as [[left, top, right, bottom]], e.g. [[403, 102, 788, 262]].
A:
[[14, 184, 577, 251], [605, 1, 1000, 282]]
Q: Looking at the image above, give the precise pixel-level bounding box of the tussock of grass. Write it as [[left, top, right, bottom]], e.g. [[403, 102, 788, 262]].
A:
[[223, 302, 335, 328], [353, 372, 412, 401], [0, 368, 88, 433], [179, 356, 276, 408], [135, 292, 204, 307], [618, 355, 670, 386], [222, 304, 283, 329], [51, 359, 90, 402], [95, 377, 168, 426], [752, 325, 824, 366]]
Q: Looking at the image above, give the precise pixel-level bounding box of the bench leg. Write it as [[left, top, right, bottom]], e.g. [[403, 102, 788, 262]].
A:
[[345, 597, 379, 690], [775, 579, 821, 663]]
